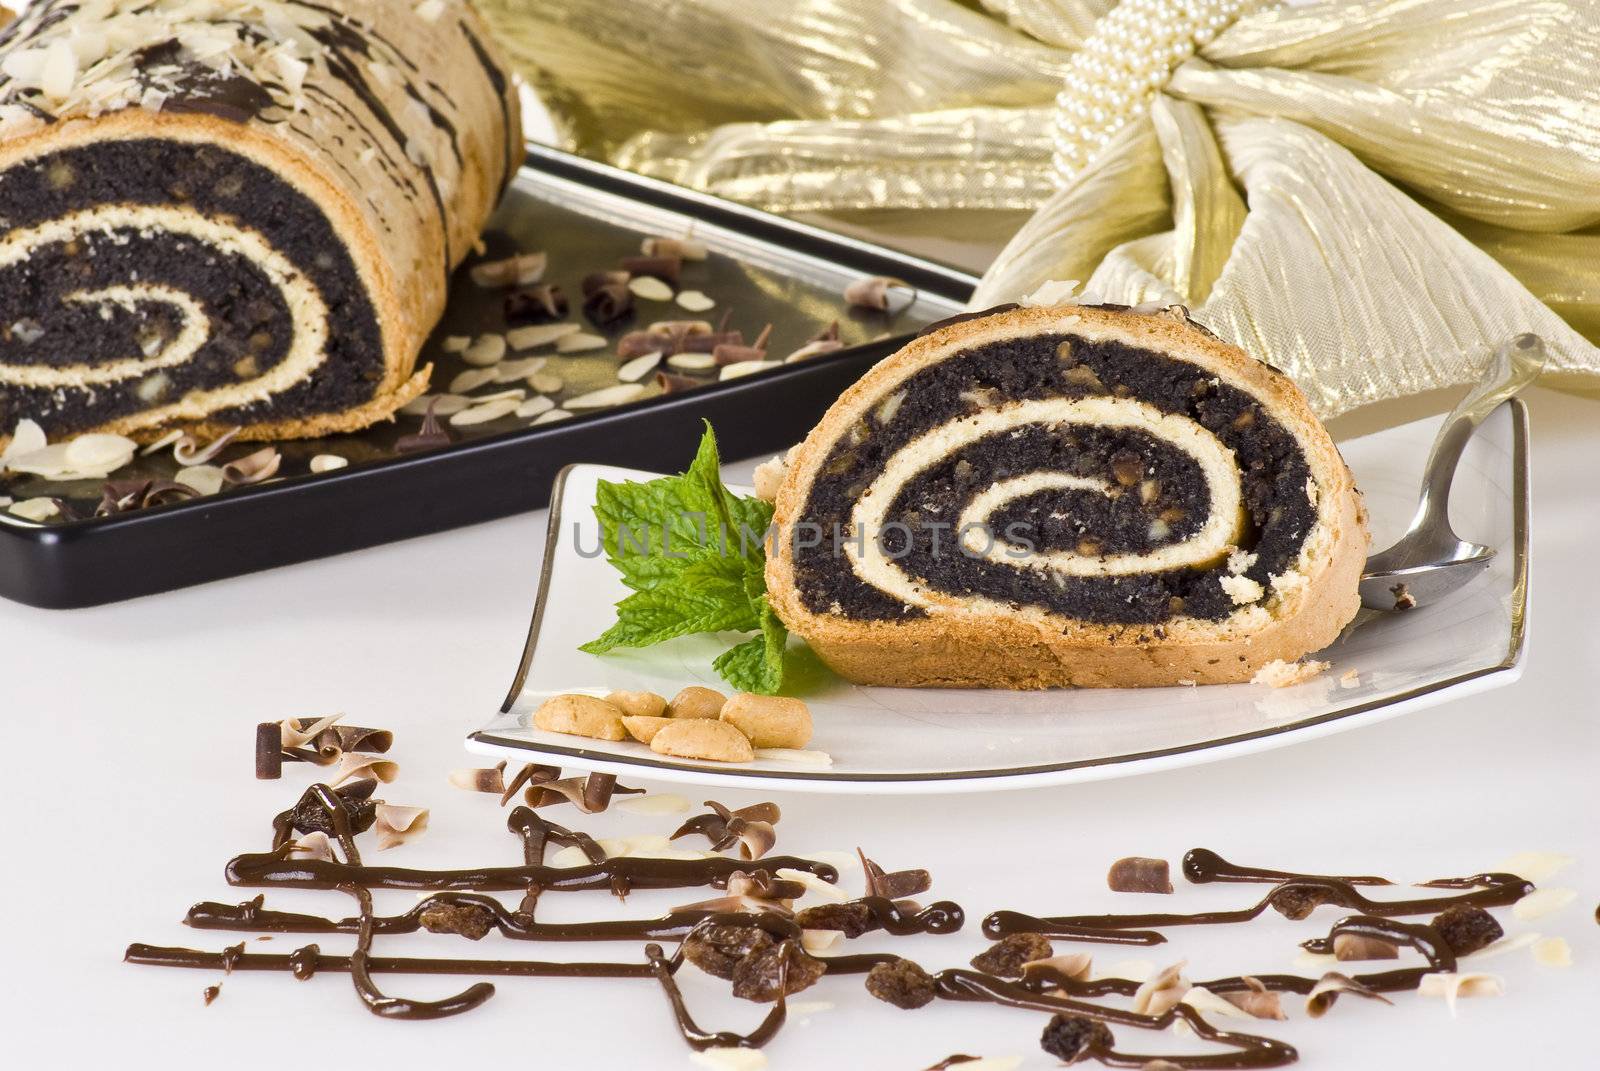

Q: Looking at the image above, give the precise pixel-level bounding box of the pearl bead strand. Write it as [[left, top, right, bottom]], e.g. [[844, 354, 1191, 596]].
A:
[[1052, 0, 1278, 184]]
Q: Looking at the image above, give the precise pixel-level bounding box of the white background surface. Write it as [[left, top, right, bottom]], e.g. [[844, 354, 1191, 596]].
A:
[[1, 387, 1594, 1070]]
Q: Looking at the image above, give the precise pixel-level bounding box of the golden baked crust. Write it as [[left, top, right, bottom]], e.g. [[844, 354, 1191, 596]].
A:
[[0, 0, 518, 444], [765, 304, 1369, 688]]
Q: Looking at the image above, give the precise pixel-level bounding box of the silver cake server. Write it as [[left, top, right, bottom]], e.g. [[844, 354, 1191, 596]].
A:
[[1358, 333, 1545, 610]]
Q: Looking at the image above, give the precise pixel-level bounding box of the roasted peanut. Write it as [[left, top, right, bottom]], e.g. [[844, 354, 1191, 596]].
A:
[[667, 685, 726, 719], [533, 694, 626, 741], [719, 693, 813, 749], [649, 719, 754, 763]]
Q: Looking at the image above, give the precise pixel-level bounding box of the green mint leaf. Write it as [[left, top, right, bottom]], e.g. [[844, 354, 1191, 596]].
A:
[[580, 559, 759, 654], [713, 597, 788, 694]]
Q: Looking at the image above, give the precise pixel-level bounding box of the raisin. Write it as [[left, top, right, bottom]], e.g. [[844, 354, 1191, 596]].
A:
[[504, 284, 568, 323], [970, 933, 1053, 979], [290, 781, 377, 837], [417, 902, 495, 941], [1269, 885, 1328, 921], [865, 958, 936, 1010], [683, 924, 773, 981], [1039, 1014, 1114, 1063], [730, 941, 826, 1002], [1432, 905, 1503, 956], [795, 902, 876, 939]]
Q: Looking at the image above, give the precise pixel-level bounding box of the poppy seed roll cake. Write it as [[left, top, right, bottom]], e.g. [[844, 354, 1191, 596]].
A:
[[765, 304, 1368, 688], [0, 0, 520, 443]]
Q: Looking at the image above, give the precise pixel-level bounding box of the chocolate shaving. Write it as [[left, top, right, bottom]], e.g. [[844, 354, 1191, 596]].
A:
[[96, 478, 200, 516], [504, 284, 568, 323], [501, 763, 560, 806], [672, 802, 781, 857], [373, 804, 429, 851], [255, 722, 284, 780], [524, 774, 643, 813], [329, 753, 399, 788], [1108, 857, 1174, 894], [1131, 961, 1190, 1016], [396, 398, 452, 453], [221, 447, 282, 486], [641, 237, 707, 261], [678, 330, 743, 354], [173, 427, 240, 465], [470, 251, 546, 288], [582, 270, 631, 297], [1020, 951, 1095, 986], [1304, 971, 1392, 1018]]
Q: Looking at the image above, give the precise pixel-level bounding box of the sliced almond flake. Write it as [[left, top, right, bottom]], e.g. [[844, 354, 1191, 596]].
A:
[[8, 497, 58, 521], [288, 831, 335, 862], [1532, 937, 1572, 967], [720, 360, 780, 381], [441, 335, 472, 353], [470, 252, 546, 288], [800, 928, 843, 953], [1180, 985, 1248, 1019], [280, 713, 343, 749], [1493, 851, 1576, 884], [1, 419, 48, 465], [1513, 887, 1577, 920], [374, 804, 429, 851], [1462, 931, 1540, 962], [493, 356, 547, 383], [617, 352, 662, 382], [516, 396, 556, 419], [798, 850, 859, 873], [667, 352, 716, 372], [1417, 972, 1504, 1016], [598, 834, 673, 858], [775, 867, 849, 903], [566, 384, 646, 410], [784, 1000, 834, 1019], [628, 276, 674, 302], [555, 331, 606, 353], [465, 388, 527, 405], [550, 844, 593, 868], [461, 334, 507, 367], [414, 394, 472, 416], [616, 793, 691, 816], [531, 409, 573, 425], [174, 465, 225, 496], [689, 1048, 766, 1071], [450, 399, 520, 426], [675, 290, 715, 312], [329, 753, 399, 787], [1221, 976, 1287, 1021], [1095, 959, 1155, 983], [1294, 949, 1340, 971], [528, 372, 565, 394], [506, 322, 581, 350], [752, 748, 832, 767], [449, 368, 497, 394], [140, 428, 184, 456]]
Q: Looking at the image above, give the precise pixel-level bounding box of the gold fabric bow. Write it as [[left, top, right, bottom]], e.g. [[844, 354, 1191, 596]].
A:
[[478, 0, 1600, 416]]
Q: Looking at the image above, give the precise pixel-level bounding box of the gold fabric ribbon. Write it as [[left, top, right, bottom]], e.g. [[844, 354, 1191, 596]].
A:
[[478, 0, 1600, 415]]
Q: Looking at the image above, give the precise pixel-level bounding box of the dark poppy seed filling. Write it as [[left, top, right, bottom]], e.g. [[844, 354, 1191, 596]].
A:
[[0, 138, 382, 436], [792, 331, 1319, 625]]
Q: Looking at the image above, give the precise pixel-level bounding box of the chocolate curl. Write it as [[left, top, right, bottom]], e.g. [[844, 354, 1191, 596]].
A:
[[328, 753, 399, 788], [470, 251, 546, 288], [173, 427, 241, 465], [280, 714, 343, 750], [255, 722, 283, 780], [1304, 971, 1393, 1018], [673, 802, 779, 859], [1131, 961, 1190, 1016], [858, 849, 931, 900], [504, 284, 568, 323], [308, 724, 394, 756], [1332, 933, 1399, 961], [616, 330, 666, 359], [1222, 977, 1288, 1020], [655, 370, 703, 395], [582, 270, 631, 297], [222, 447, 282, 486], [641, 236, 707, 261], [675, 869, 804, 914], [501, 763, 561, 806], [396, 397, 452, 453], [844, 275, 916, 312], [620, 255, 681, 285], [374, 804, 430, 851], [712, 323, 772, 366], [449, 761, 507, 794], [583, 282, 634, 327], [524, 774, 643, 813]]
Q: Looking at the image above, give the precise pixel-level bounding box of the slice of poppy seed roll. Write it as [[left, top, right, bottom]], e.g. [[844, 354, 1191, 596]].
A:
[[0, 0, 519, 443], [765, 304, 1368, 688]]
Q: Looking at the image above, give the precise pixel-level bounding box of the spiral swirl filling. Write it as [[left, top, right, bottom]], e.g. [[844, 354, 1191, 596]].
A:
[[791, 329, 1318, 626], [0, 138, 382, 434]]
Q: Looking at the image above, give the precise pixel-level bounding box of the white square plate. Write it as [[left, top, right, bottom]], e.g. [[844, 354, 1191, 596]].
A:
[[468, 401, 1528, 793]]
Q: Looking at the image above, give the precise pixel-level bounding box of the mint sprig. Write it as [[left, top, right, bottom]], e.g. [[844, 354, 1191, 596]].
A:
[[579, 423, 788, 693]]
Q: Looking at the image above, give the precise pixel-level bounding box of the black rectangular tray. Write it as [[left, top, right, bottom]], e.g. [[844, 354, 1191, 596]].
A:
[[0, 146, 977, 608]]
